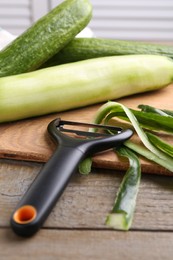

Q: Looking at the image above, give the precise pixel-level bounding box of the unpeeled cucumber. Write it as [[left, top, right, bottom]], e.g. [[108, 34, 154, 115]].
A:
[[42, 37, 173, 67], [0, 0, 92, 77]]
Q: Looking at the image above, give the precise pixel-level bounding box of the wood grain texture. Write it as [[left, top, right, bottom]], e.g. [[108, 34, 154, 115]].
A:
[[1, 158, 173, 260], [1, 228, 173, 260], [1, 159, 173, 231], [0, 85, 173, 175]]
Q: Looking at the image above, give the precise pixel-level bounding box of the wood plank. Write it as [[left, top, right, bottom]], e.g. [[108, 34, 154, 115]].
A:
[[0, 85, 173, 175], [0, 228, 173, 260], [1, 160, 173, 231]]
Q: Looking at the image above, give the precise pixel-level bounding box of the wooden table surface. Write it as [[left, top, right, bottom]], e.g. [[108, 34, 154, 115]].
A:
[[0, 157, 173, 260]]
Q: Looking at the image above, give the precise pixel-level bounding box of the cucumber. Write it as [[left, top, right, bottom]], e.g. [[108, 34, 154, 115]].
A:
[[0, 55, 173, 123], [0, 0, 92, 77], [42, 37, 173, 67]]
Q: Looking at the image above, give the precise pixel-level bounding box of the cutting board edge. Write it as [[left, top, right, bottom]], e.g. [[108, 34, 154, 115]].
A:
[[0, 148, 172, 177]]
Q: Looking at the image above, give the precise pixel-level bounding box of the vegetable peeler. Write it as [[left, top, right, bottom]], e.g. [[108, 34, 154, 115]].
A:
[[10, 118, 133, 237]]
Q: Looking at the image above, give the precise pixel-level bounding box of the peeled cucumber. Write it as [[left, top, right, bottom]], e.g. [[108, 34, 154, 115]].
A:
[[0, 55, 173, 122]]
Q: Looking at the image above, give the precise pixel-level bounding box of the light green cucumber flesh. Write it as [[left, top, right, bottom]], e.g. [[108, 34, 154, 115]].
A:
[[0, 55, 173, 122], [0, 0, 92, 77]]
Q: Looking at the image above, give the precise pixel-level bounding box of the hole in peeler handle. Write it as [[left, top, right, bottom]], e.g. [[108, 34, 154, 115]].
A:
[[13, 205, 37, 224]]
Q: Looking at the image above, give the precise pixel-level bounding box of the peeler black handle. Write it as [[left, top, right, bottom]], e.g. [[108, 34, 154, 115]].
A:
[[10, 117, 133, 237], [10, 145, 85, 237]]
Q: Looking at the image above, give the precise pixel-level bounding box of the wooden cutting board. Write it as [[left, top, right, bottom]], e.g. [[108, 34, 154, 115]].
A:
[[0, 84, 172, 175]]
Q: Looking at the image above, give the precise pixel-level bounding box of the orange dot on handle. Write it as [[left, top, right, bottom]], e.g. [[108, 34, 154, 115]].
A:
[[13, 205, 37, 224]]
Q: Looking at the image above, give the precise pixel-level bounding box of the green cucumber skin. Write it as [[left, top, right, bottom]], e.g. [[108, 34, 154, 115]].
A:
[[42, 37, 173, 67], [0, 0, 92, 77], [0, 55, 173, 123]]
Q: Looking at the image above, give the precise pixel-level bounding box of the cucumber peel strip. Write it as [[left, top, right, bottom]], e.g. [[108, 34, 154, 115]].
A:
[[106, 146, 141, 230], [79, 101, 173, 174], [79, 101, 173, 231], [79, 157, 92, 175], [138, 104, 173, 117], [146, 132, 173, 158], [124, 140, 173, 170], [92, 101, 173, 172], [104, 108, 173, 133]]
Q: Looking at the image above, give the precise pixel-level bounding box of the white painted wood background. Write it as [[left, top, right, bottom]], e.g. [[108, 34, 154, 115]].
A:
[[0, 0, 173, 41]]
